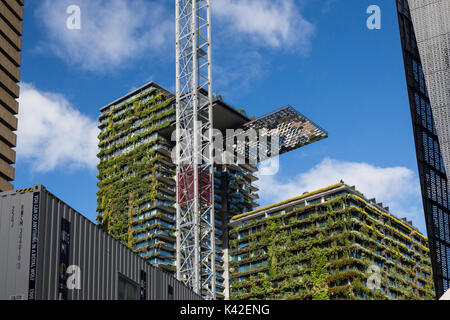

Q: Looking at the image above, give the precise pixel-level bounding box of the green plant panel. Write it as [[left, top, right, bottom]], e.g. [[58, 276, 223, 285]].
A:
[[229, 194, 435, 300]]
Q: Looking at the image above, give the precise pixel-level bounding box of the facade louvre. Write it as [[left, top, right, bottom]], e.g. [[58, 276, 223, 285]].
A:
[[396, 0, 450, 297], [96, 82, 259, 299], [228, 183, 435, 300], [0, 0, 23, 191]]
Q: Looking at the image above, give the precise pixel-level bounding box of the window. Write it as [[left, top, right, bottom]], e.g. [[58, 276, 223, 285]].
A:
[[118, 274, 139, 300], [168, 285, 174, 300]]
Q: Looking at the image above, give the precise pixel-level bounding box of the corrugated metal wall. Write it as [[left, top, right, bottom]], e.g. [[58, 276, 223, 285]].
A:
[[0, 187, 34, 300], [0, 185, 200, 300]]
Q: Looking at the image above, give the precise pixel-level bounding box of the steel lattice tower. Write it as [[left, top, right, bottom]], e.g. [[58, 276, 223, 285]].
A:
[[175, 0, 216, 299]]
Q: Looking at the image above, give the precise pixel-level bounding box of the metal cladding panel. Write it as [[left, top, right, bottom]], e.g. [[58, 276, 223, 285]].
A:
[[226, 106, 328, 164], [397, 0, 450, 297], [407, 0, 450, 181], [0, 189, 34, 300], [0, 185, 201, 300]]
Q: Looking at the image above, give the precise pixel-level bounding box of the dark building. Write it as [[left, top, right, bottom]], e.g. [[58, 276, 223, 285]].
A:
[[396, 0, 450, 297], [0, 0, 24, 191]]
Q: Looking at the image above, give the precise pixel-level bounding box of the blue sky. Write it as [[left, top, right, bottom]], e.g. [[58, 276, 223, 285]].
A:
[[15, 1, 427, 233]]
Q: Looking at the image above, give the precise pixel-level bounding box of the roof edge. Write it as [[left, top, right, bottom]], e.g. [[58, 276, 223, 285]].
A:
[[99, 81, 173, 113]]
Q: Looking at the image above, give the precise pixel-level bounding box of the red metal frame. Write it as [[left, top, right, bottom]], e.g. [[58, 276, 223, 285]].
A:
[[177, 166, 212, 205]]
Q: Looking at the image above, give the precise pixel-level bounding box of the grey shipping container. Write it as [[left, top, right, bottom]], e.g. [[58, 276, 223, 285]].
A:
[[0, 185, 201, 300]]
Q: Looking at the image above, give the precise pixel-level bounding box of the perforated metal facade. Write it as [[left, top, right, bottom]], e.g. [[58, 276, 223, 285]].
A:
[[226, 106, 328, 163], [396, 0, 450, 298], [407, 0, 450, 182]]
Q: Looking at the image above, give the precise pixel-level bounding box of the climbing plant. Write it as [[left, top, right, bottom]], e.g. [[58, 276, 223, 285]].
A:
[[229, 192, 435, 300], [96, 87, 176, 264]]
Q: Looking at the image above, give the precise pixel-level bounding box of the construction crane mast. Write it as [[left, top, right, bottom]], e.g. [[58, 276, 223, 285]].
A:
[[175, 0, 216, 299]]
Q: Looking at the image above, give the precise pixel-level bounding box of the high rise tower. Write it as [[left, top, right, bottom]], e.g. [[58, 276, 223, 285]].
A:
[[96, 82, 262, 299], [0, 0, 24, 191], [98, 0, 327, 301], [405, 0, 450, 180], [96, 82, 328, 299], [396, 0, 450, 297]]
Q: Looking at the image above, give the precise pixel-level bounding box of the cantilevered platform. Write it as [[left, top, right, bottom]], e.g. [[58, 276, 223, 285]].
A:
[[100, 81, 327, 164], [162, 95, 327, 164], [228, 106, 328, 163]]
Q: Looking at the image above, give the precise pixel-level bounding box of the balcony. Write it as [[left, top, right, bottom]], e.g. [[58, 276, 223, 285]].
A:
[[156, 172, 176, 186]]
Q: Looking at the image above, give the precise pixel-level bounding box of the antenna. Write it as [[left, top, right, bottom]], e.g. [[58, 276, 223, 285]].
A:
[[175, 0, 216, 299]]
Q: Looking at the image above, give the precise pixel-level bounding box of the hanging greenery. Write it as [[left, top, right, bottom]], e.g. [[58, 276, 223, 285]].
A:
[[96, 88, 176, 266], [229, 193, 435, 300]]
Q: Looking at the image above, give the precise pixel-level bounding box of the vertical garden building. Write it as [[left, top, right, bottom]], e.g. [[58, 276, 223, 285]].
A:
[[96, 82, 260, 298], [228, 183, 435, 300]]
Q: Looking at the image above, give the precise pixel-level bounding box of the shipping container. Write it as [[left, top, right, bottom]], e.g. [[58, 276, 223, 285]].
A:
[[0, 185, 200, 300]]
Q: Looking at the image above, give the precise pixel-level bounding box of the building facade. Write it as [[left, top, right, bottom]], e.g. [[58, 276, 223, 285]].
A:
[[396, 0, 450, 297], [96, 82, 259, 299], [0, 185, 200, 300], [97, 82, 177, 271], [228, 183, 435, 300], [0, 0, 23, 191], [404, 0, 449, 179]]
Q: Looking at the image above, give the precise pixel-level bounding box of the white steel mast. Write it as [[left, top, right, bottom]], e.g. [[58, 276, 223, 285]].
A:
[[175, 0, 216, 299]]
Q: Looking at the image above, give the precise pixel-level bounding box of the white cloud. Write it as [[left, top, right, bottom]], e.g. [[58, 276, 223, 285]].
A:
[[257, 158, 425, 231], [16, 83, 99, 172], [212, 0, 315, 54], [36, 0, 172, 72]]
